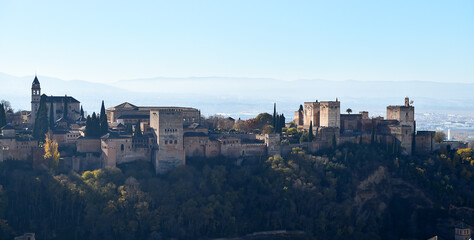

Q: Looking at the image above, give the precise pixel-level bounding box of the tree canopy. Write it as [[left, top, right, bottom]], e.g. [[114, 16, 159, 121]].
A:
[[435, 131, 446, 143], [44, 133, 60, 171], [1, 142, 472, 239]]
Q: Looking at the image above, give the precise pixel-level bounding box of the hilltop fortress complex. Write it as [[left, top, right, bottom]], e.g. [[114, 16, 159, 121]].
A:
[[0, 76, 446, 174]]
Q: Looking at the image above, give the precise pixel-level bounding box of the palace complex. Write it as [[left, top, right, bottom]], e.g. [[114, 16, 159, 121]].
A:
[[0, 75, 465, 174]]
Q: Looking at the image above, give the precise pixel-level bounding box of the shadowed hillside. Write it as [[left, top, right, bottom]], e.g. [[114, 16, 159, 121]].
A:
[[0, 143, 473, 239]]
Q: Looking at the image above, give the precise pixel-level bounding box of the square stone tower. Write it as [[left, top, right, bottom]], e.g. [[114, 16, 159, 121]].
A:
[[320, 100, 340, 128], [386, 97, 416, 155], [303, 101, 320, 127], [387, 97, 415, 133], [294, 105, 304, 126], [150, 109, 185, 174]]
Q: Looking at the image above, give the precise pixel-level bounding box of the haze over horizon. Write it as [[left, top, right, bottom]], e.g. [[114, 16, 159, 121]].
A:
[[1, 72, 474, 122]]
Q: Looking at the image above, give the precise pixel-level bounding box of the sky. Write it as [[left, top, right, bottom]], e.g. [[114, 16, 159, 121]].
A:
[[0, 0, 473, 84]]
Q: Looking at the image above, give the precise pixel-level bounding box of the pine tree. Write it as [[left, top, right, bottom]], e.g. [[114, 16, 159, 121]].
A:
[[33, 95, 49, 140], [0, 103, 6, 128], [309, 121, 314, 142], [49, 102, 55, 130], [134, 121, 143, 137], [99, 101, 108, 135]]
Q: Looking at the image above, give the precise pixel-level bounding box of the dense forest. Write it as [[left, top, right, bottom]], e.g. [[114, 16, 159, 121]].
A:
[[0, 142, 473, 239]]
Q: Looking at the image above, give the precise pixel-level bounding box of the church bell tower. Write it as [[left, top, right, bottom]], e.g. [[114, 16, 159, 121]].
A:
[[31, 75, 41, 123]]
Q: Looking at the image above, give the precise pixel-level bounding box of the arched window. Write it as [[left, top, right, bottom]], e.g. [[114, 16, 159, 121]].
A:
[[121, 144, 124, 151]]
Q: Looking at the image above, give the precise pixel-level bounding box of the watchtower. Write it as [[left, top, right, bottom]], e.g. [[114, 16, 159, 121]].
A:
[[303, 101, 320, 127], [150, 109, 185, 174], [320, 100, 340, 128], [387, 97, 415, 132]]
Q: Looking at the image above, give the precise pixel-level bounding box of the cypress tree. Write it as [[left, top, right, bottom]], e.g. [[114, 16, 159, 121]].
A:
[[134, 121, 143, 137], [91, 112, 99, 136], [49, 102, 55, 130], [309, 121, 314, 142], [80, 106, 84, 118], [272, 103, 276, 131], [275, 114, 280, 133], [85, 116, 91, 137], [33, 95, 49, 140], [100, 100, 108, 135], [280, 114, 285, 132], [125, 124, 133, 135], [332, 134, 337, 149], [0, 103, 6, 128], [63, 97, 68, 120], [85, 112, 101, 137]]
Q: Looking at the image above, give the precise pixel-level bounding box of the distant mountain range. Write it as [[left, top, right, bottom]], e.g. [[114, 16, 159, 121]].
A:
[[1, 72, 473, 119]]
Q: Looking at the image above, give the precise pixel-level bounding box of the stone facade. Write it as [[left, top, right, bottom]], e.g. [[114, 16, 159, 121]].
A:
[[340, 114, 362, 133], [303, 101, 320, 127], [77, 137, 102, 153], [265, 133, 281, 156], [0, 128, 38, 162], [101, 134, 134, 168], [389, 125, 413, 155], [107, 102, 200, 127], [415, 131, 435, 154]]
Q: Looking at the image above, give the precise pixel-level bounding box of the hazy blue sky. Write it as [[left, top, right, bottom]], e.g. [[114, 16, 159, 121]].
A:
[[0, 0, 473, 83]]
